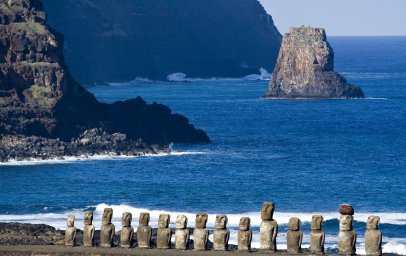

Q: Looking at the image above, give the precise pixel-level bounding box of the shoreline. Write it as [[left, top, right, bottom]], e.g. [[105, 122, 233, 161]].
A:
[[0, 129, 172, 163]]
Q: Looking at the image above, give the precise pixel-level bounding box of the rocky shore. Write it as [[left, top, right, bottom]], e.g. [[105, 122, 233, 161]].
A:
[[0, 128, 170, 162]]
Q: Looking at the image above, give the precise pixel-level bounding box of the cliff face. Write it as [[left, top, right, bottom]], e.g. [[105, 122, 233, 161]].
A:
[[0, 0, 210, 144], [264, 27, 364, 98], [42, 0, 282, 83]]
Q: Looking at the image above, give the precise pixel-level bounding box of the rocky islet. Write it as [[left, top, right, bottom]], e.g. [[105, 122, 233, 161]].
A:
[[264, 27, 365, 99]]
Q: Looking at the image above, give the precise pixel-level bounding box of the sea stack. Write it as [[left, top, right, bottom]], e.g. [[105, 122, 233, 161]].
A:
[[264, 26, 364, 99]]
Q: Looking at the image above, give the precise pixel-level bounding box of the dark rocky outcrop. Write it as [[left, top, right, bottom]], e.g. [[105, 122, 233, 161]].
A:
[[263, 27, 364, 99], [0, 0, 209, 161], [42, 0, 282, 83]]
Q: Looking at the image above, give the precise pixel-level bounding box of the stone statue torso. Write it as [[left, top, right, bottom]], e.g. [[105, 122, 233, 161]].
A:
[[310, 230, 325, 253], [100, 224, 115, 247], [338, 230, 357, 255], [120, 226, 134, 248], [238, 230, 252, 251], [175, 229, 189, 250], [193, 228, 209, 250], [83, 225, 95, 247], [65, 226, 76, 246], [157, 228, 172, 249], [137, 226, 152, 248], [287, 230, 302, 253], [213, 229, 230, 251], [260, 220, 278, 250]]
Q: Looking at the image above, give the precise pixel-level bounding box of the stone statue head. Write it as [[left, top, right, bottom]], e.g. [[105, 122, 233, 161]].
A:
[[122, 212, 132, 227], [158, 214, 170, 228], [139, 212, 150, 226], [339, 203, 354, 216], [195, 213, 208, 229], [239, 217, 250, 231], [367, 216, 380, 230], [339, 215, 354, 231], [102, 208, 113, 225], [84, 211, 93, 225], [176, 215, 188, 229], [261, 202, 275, 221], [67, 215, 75, 227], [311, 215, 324, 230], [288, 217, 301, 231], [215, 215, 228, 229]]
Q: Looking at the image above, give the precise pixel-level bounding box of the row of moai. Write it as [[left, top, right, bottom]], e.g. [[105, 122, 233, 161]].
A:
[[65, 203, 382, 255]]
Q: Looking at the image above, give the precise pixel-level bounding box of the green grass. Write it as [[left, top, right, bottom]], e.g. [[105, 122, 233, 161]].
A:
[[8, 21, 50, 37], [24, 85, 57, 108]]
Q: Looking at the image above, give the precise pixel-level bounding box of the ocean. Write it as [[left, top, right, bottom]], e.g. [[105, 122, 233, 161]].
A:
[[0, 37, 405, 254]]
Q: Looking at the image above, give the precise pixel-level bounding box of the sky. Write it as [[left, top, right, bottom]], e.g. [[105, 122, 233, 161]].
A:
[[259, 0, 406, 36]]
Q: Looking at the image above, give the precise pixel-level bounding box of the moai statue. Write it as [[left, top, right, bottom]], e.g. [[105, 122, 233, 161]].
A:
[[157, 214, 172, 249], [338, 210, 357, 255], [287, 217, 303, 254], [365, 216, 382, 256], [100, 208, 115, 248], [310, 215, 325, 254], [83, 211, 95, 247], [194, 213, 209, 250], [238, 217, 252, 251], [65, 215, 76, 246], [213, 215, 230, 251], [175, 215, 190, 250], [260, 202, 278, 251], [120, 212, 134, 248], [137, 212, 152, 248]]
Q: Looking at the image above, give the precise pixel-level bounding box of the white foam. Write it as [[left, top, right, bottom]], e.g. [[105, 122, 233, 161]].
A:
[[0, 151, 206, 166], [383, 239, 406, 255], [166, 72, 187, 82]]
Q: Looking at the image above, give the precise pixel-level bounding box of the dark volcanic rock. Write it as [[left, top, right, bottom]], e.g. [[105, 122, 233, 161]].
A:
[[0, 223, 64, 245], [42, 0, 282, 83], [0, 0, 210, 159], [263, 27, 364, 99]]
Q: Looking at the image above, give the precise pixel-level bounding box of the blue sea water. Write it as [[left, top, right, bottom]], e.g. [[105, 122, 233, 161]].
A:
[[0, 37, 405, 253]]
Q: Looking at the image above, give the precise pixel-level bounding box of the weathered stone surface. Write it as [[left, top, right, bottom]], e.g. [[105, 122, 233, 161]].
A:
[[100, 208, 115, 248], [213, 215, 229, 251], [238, 217, 252, 251], [156, 214, 171, 249], [137, 212, 152, 249], [260, 202, 278, 251], [120, 212, 133, 248], [0, 223, 64, 245], [287, 217, 302, 254], [264, 26, 364, 99], [0, 0, 210, 162], [64, 215, 76, 247], [338, 215, 357, 255], [310, 215, 325, 254], [340, 204, 355, 216], [193, 213, 209, 251], [83, 211, 95, 247], [175, 215, 189, 250], [365, 216, 382, 256]]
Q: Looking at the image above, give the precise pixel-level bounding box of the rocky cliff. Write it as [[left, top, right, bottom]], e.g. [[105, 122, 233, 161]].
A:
[[264, 27, 364, 98], [0, 0, 210, 154], [42, 0, 282, 84]]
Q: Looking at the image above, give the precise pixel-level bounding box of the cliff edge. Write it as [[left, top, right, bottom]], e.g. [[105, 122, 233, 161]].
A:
[[263, 27, 364, 99], [0, 0, 210, 161]]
